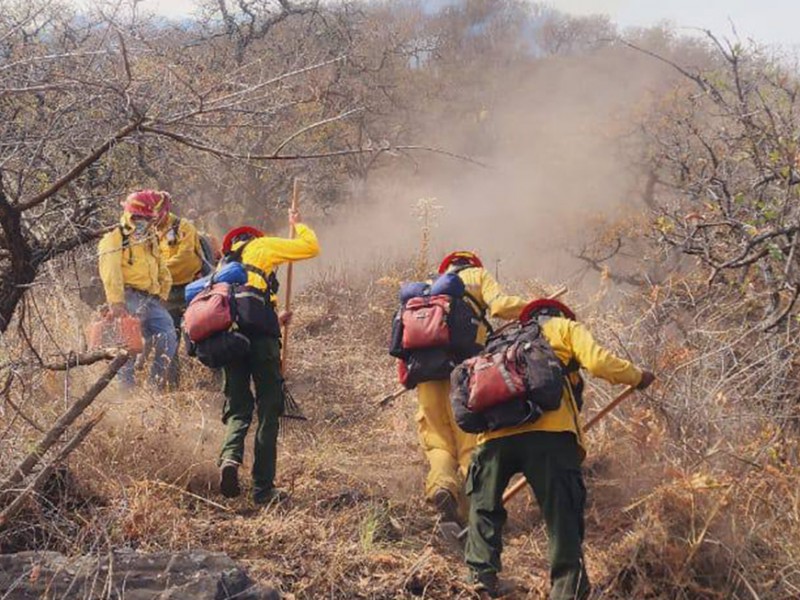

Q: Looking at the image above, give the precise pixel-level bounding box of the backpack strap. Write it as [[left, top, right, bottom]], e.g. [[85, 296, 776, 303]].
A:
[[244, 264, 279, 293], [449, 264, 494, 335], [562, 357, 585, 411], [226, 239, 280, 300], [167, 217, 181, 245], [118, 225, 133, 265], [463, 290, 494, 335]]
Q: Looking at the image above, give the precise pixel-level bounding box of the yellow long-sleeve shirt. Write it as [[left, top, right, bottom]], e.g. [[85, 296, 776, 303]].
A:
[[98, 224, 172, 304], [478, 316, 643, 453], [160, 215, 202, 286], [235, 222, 320, 298], [450, 266, 528, 344]]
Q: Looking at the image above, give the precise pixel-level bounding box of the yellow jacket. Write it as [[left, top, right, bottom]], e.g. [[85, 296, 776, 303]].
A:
[[236, 222, 320, 299], [160, 214, 202, 286], [98, 221, 172, 304], [478, 316, 643, 454], [449, 266, 528, 344]]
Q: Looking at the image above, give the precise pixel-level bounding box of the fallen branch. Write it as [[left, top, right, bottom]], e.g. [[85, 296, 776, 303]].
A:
[[0, 352, 127, 497], [0, 410, 105, 526], [150, 480, 232, 513], [42, 348, 122, 371]]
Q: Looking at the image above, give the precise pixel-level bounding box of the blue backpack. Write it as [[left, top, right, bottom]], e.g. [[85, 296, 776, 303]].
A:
[[185, 261, 248, 304]]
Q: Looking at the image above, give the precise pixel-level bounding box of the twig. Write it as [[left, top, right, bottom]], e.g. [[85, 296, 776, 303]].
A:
[[16, 119, 144, 212], [141, 125, 489, 167], [271, 108, 364, 157], [150, 480, 232, 512]]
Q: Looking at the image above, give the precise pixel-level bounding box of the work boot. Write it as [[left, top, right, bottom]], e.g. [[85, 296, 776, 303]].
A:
[[469, 571, 515, 599], [219, 460, 241, 498], [432, 488, 462, 525], [253, 487, 289, 506]]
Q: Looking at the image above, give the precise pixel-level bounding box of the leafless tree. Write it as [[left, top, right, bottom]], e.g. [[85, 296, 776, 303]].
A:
[[627, 33, 800, 330]]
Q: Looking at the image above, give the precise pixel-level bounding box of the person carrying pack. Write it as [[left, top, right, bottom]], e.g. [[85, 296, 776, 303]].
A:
[[158, 206, 213, 387], [97, 190, 176, 390], [450, 314, 572, 435], [391, 251, 529, 528], [460, 298, 655, 599], [213, 210, 319, 506]]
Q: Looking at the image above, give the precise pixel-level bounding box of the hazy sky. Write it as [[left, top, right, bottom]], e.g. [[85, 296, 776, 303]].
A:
[[121, 0, 799, 48]]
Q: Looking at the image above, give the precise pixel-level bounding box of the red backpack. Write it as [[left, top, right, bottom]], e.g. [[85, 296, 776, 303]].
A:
[[401, 295, 452, 349], [450, 320, 566, 433], [183, 282, 235, 343]]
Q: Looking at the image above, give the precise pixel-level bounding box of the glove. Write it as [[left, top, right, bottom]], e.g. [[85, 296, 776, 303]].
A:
[[278, 310, 293, 327], [637, 370, 655, 390]]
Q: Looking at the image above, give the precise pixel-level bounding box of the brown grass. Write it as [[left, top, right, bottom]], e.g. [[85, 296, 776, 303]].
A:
[[2, 255, 800, 599]]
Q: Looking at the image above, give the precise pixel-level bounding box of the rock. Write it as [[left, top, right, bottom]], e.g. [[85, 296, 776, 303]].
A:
[[0, 550, 279, 599]]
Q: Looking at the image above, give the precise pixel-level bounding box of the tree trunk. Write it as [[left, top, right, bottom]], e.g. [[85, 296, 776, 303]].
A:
[[0, 180, 36, 333]]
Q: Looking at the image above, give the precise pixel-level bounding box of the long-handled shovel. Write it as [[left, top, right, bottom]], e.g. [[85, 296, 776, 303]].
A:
[[376, 285, 570, 408], [455, 384, 638, 540]]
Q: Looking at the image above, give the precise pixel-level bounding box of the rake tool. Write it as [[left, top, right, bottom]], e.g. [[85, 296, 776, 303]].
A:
[[278, 177, 309, 435], [278, 380, 308, 437]]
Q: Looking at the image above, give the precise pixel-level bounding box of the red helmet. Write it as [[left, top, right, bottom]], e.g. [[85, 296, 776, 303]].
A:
[[438, 250, 483, 274], [122, 190, 171, 220], [520, 299, 576, 323], [222, 226, 264, 255]]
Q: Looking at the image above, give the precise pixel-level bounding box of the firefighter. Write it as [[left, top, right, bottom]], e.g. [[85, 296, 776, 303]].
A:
[[217, 208, 319, 505], [464, 299, 655, 599], [97, 190, 176, 390], [158, 206, 206, 387], [417, 251, 528, 525]]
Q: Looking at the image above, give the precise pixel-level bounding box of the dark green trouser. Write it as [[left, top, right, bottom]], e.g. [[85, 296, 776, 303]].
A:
[[465, 431, 590, 600], [219, 335, 284, 496]]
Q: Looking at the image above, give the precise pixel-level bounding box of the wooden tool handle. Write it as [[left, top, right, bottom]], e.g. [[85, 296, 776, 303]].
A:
[[502, 385, 637, 504], [281, 178, 301, 372]]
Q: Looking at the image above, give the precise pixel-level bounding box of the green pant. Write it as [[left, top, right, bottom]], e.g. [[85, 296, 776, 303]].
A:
[[219, 335, 284, 496], [465, 431, 590, 600]]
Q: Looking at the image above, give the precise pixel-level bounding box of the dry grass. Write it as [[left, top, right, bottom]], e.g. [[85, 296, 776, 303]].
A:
[[2, 255, 800, 599]]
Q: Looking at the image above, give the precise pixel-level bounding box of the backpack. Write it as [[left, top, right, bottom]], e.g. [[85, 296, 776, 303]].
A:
[[188, 330, 251, 369], [185, 261, 248, 304], [182, 239, 281, 367], [220, 239, 281, 337], [389, 269, 491, 389], [166, 218, 218, 278], [449, 319, 567, 434], [183, 282, 236, 343], [197, 234, 217, 277]]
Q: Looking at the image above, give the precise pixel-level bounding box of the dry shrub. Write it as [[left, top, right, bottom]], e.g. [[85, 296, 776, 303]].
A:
[[3, 249, 800, 599]]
